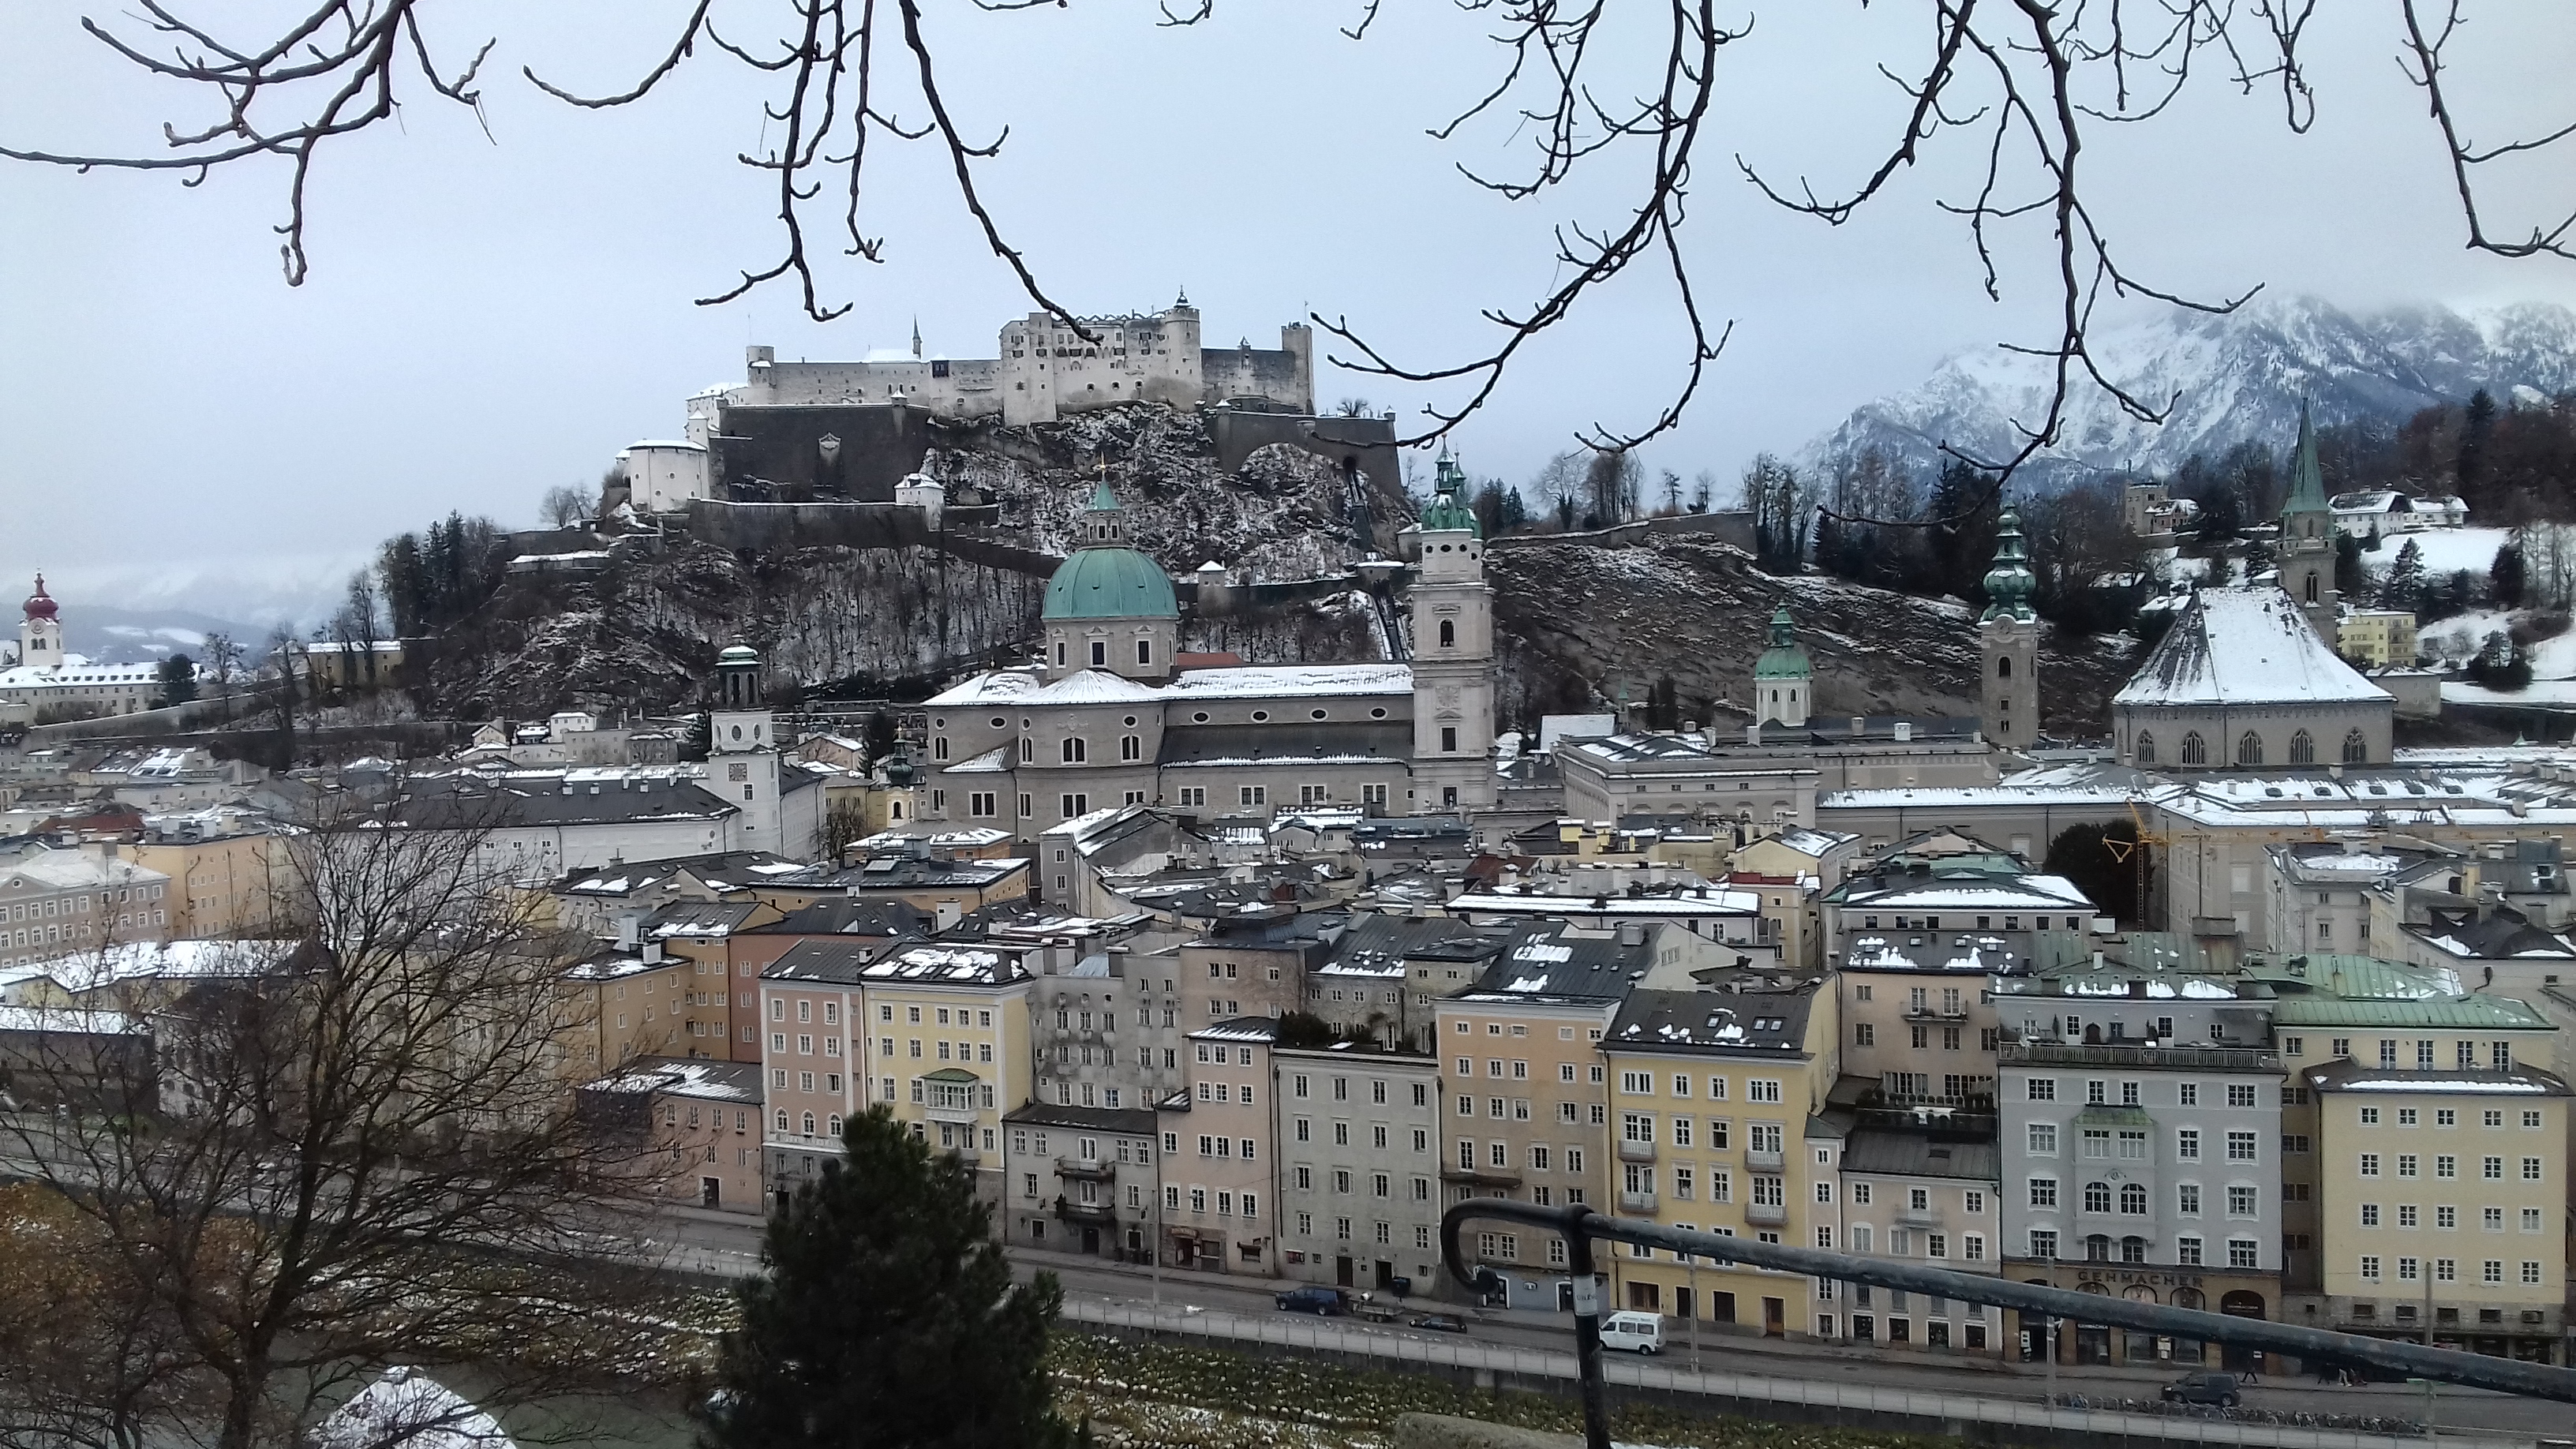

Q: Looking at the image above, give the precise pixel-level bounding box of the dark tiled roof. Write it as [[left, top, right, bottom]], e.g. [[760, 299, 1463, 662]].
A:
[[1604, 986, 1814, 1055], [762, 938, 881, 983]]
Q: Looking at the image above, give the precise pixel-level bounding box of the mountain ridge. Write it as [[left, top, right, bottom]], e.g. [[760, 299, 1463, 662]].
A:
[[1799, 295, 2576, 486]]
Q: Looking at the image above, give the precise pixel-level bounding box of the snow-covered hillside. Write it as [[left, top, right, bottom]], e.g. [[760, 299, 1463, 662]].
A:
[[1802, 296, 2576, 485]]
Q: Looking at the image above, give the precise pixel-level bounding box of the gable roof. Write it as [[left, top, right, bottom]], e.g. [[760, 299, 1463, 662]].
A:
[[2112, 588, 2392, 709]]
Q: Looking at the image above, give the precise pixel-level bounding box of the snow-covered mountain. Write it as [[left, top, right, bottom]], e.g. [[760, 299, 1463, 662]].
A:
[[1800, 296, 2576, 485]]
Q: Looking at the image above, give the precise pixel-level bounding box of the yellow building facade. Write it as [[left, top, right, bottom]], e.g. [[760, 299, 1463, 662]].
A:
[[1597, 985, 1840, 1338]]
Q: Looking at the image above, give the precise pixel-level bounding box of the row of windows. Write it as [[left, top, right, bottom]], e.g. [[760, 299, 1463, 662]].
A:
[[1456, 1095, 1608, 1125], [1614, 1072, 1785, 1103], [1291, 1118, 1430, 1151], [2357, 1203, 2548, 1231], [2024, 1124, 2260, 1162], [2357, 1256, 2546, 1286], [2136, 726, 2366, 766], [2030, 1176, 2264, 1216], [2027, 1230, 2260, 1267], [1297, 1216, 1438, 1250], [2357, 1153, 2544, 1181], [2025, 1077, 2261, 1107], [1287, 1166, 1434, 1199]]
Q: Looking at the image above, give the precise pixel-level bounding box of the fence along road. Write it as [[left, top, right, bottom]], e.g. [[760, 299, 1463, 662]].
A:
[[1060, 1298, 2539, 1449]]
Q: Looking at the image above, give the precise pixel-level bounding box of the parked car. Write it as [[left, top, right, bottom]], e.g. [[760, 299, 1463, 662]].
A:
[[2162, 1371, 2242, 1407], [1410, 1314, 1468, 1334], [1600, 1311, 1665, 1354], [1275, 1286, 1349, 1316]]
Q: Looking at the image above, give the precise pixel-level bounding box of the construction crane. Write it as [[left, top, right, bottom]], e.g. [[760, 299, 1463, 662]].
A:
[[2099, 793, 2173, 928]]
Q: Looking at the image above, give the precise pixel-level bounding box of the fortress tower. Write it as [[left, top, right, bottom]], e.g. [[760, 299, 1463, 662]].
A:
[[1408, 455, 1496, 814], [1979, 508, 2042, 752]]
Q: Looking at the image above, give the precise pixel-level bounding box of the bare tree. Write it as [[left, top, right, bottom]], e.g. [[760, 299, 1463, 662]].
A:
[[2, 3, 2569, 463], [330, 571, 384, 692], [0, 809, 664, 1449], [201, 631, 244, 720], [539, 484, 592, 530]]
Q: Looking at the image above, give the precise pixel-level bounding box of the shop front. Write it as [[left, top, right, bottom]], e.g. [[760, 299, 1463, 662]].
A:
[[2009, 1262, 2280, 1374]]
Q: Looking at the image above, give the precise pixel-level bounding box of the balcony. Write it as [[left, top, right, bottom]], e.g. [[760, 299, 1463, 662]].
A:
[[1054, 1196, 1118, 1225], [1895, 1204, 1941, 1229], [949, 1146, 983, 1168], [1901, 1005, 1971, 1021], [1441, 1164, 1524, 1189], [1618, 1189, 1659, 1215], [1057, 1156, 1116, 1181], [1617, 1139, 1657, 1164], [1746, 1148, 1784, 1172], [1745, 1200, 1788, 1227]]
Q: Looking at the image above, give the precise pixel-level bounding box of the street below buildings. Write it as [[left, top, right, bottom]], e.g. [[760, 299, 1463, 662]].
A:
[[646, 1208, 2567, 1439]]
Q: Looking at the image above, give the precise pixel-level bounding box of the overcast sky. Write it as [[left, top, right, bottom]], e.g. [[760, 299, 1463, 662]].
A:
[[3, 2, 2573, 625]]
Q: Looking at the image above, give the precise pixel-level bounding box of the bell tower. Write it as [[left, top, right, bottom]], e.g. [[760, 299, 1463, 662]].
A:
[[2278, 401, 2341, 640], [710, 643, 784, 854], [1979, 508, 2042, 752], [1753, 608, 1812, 728], [1408, 452, 1496, 815], [20, 575, 63, 669]]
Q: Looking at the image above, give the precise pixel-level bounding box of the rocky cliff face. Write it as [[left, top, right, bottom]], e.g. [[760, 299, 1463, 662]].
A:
[[1488, 536, 2137, 736], [420, 405, 1406, 717]]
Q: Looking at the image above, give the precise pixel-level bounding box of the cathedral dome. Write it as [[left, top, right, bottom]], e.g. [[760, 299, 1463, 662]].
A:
[[24, 575, 57, 621], [1041, 482, 1178, 621], [1041, 547, 1178, 621]]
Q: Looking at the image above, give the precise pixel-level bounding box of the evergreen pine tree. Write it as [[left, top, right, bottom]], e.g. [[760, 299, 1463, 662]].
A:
[[2491, 539, 2526, 608], [2377, 537, 2426, 612], [2334, 533, 2364, 598], [702, 1107, 1080, 1449]]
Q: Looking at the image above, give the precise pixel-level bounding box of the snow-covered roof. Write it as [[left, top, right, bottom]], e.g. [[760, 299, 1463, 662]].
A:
[[314, 1367, 516, 1449], [923, 670, 1043, 706], [0, 1005, 146, 1035], [1164, 663, 1413, 699], [623, 438, 706, 452], [0, 657, 163, 689], [1029, 670, 1166, 705], [2113, 588, 2392, 708]]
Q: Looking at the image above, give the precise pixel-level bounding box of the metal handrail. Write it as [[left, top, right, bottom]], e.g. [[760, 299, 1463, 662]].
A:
[[1440, 1199, 2576, 1449]]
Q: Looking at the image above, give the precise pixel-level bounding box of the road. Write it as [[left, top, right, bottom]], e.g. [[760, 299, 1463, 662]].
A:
[[648, 1210, 2569, 1438]]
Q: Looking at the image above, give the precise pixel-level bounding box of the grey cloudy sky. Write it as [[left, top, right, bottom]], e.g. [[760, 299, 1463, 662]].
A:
[[3, 2, 2572, 625]]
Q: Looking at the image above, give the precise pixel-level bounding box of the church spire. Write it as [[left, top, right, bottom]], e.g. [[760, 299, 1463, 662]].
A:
[[1979, 506, 2038, 623], [2283, 398, 2330, 514], [910, 316, 923, 359]]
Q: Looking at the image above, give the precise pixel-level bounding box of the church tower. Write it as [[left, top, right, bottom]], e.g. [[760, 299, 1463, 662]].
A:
[[1408, 453, 1496, 815], [20, 575, 63, 669], [2278, 401, 2340, 639], [710, 643, 786, 855], [1753, 607, 1812, 728], [1979, 507, 2042, 752]]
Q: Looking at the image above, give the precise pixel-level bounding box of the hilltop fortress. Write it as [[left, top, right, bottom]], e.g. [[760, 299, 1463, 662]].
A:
[[684, 298, 1311, 441]]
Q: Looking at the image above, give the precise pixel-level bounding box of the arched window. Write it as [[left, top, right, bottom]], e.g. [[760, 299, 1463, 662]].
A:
[[2237, 731, 2264, 767], [2121, 1236, 2149, 1264], [1998, 655, 2012, 679], [2136, 732, 2156, 765], [2304, 573, 2320, 604], [2119, 1183, 2148, 1215], [2343, 728, 2368, 764], [933, 736, 949, 761], [1120, 734, 1141, 762], [2084, 1234, 2113, 1262], [801, 1111, 817, 1136], [2288, 729, 2314, 765], [1439, 619, 1456, 648], [2181, 732, 2207, 766], [1061, 736, 1087, 763], [2084, 1181, 2112, 1213]]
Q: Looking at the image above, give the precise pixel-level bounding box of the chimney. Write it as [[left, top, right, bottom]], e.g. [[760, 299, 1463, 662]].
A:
[[935, 900, 962, 932], [1747, 724, 1762, 746], [617, 914, 642, 952], [642, 938, 665, 965], [1617, 921, 1646, 948], [2477, 882, 2503, 924], [1851, 717, 1866, 737], [1893, 721, 1912, 742]]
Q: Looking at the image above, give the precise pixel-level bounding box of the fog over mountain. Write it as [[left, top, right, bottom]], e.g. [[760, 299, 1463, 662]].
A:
[[1799, 296, 2576, 485]]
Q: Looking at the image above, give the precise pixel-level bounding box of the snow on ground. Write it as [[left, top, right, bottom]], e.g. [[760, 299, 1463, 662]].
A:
[[2444, 678, 2576, 708], [2359, 526, 2508, 581], [2416, 608, 2518, 665]]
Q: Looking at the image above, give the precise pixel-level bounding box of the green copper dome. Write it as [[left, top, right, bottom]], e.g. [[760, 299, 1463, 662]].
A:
[[1753, 607, 1811, 679], [1419, 451, 1481, 537], [1043, 482, 1179, 621], [1980, 506, 2038, 623]]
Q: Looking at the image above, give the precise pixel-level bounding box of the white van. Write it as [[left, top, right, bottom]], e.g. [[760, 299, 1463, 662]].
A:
[[1599, 1311, 1665, 1354]]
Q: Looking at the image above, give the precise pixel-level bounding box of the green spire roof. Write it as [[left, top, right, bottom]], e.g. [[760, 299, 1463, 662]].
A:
[[1419, 450, 1481, 537], [1753, 606, 1812, 679], [1084, 480, 1121, 512], [2282, 400, 2331, 515], [1980, 506, 2038, 623]]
